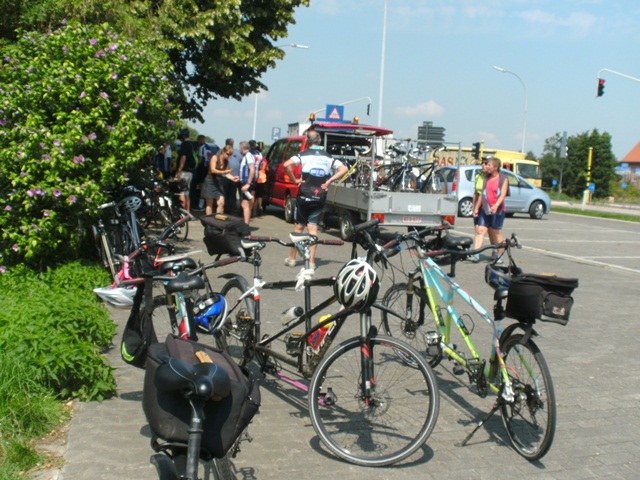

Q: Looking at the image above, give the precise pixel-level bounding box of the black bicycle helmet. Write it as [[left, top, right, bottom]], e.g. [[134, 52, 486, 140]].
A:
[[484, 263, 522, 290], [334, 259, 380, 312]]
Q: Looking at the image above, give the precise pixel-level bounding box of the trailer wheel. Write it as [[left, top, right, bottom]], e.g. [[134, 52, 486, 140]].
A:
[[284, 194, 295, 224], [339, 211, 357, 242]]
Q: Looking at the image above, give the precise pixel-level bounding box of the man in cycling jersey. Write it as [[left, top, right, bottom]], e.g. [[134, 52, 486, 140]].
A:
[[283, 129, 348, 270], [238, 141, 256, 225]]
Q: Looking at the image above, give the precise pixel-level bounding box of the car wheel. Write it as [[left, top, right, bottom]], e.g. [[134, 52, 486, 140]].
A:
[[505, 212, 515, 218], [529, 200, 545, 219], [458, 197, 474, 217], [284, 194, 295, 223]]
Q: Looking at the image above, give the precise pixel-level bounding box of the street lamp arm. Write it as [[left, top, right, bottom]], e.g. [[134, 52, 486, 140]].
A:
[[597, 68, 640, 83], [493, 65, 527, 153]]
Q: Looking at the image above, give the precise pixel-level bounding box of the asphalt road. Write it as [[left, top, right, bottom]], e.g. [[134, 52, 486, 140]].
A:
[[53, 206, 640, 480]]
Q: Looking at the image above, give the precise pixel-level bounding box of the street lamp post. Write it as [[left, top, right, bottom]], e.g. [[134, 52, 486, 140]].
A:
[[252, 43, 309, 139], [493, 65, 528, 153]]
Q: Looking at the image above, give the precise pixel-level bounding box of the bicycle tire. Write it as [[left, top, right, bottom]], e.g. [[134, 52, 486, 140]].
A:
[[171, 209, 190, 242], [499, 333, 556, 461], [217, 277, 256, 367], [308, 335, 439, 466], [149, 295, 179, 341], [150, 453, 179, 480], [209, 456, 236, 480], [381, 282, 443, 367]]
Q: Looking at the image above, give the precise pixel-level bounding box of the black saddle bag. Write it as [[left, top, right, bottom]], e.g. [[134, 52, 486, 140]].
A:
[[201, 214, 250, 257]]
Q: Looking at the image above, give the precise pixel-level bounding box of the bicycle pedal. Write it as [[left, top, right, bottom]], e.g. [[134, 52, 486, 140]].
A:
[[262, 361, 277, 375], [453, 364, 465, 375]]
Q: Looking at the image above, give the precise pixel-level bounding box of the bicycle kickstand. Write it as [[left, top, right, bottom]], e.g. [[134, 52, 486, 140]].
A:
[[457, 397, 504, 447]]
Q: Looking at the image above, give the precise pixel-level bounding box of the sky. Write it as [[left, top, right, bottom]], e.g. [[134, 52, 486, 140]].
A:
[[194, 0, 640, 161]]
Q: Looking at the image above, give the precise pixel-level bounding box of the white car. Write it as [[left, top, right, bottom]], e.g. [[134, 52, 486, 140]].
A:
[[439, 165, 551, 219]]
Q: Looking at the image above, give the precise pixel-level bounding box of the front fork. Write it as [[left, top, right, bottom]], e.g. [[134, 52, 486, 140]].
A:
[[359, 310, 376, 404]]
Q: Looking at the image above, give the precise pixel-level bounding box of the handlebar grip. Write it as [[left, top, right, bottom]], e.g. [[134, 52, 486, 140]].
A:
[[319, 239, 345, 246], [98, 201, 117, 210], [383, 245, 402, 258], [246, 235, 279, 242], [352, 218, 380, 234], [512, 233, 522, 249]]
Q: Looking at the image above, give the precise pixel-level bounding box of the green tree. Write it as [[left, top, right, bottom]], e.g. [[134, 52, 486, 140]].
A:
[[0, 21, 181, 270], [539, 130, 617, 199], [1, 0, 310, 121]]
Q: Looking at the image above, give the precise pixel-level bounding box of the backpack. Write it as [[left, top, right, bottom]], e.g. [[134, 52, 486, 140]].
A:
[[143, 335, 261, 458], [120, 279, 157, 368]]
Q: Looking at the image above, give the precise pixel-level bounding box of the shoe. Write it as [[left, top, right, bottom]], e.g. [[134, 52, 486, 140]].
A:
[[494, 257, 504, 265], [284, 258, 297, 267], [468, 254, 480, 263], [309, 263, 316, 271]]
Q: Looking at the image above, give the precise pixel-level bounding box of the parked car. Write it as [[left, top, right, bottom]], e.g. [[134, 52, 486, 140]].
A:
[[439, 165, 551, 219]]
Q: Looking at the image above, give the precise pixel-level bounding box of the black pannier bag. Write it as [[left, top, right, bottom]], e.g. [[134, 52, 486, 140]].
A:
[[201, 214, 250, 257], [505, 273, 579, 325], [143, 335, 260, 458]]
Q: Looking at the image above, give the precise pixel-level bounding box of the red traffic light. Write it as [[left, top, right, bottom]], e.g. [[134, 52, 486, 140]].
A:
[[597, 78, 605, 97]]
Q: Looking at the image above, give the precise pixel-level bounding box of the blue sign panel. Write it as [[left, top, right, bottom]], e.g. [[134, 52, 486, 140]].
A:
[[272, 127, 281, 140], [325, 104, 344, 121]]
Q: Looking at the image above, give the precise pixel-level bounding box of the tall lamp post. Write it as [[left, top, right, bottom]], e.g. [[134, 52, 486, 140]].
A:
[[493, 65, 528, 153], [252, 43, 309, 139]]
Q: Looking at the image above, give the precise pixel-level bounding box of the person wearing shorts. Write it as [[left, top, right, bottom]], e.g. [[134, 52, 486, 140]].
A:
[[174, 129, 196, 212], [474, 156, 509, 263], [283, 129, 348, 270]]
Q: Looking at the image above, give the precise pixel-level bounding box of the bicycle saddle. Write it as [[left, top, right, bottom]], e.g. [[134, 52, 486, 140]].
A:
[[154, 354, 231, 400], [164, 271, 206, 293], [158, 257, 198, 275], [443, 235, 472, 249]]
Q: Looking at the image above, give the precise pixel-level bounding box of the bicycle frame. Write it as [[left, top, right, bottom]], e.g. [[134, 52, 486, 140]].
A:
[[418, 255, 514, 400]]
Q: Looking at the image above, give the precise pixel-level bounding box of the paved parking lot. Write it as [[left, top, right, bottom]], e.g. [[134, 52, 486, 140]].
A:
[[58, 208, 640, 480]]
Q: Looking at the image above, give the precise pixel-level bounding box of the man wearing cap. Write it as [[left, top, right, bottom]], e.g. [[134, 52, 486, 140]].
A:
[[174, 129, 197, 212]]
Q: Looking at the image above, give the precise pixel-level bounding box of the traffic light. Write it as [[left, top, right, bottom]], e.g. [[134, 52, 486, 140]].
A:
[[471, 142, 481, 160], [597, 78, 605, 97]]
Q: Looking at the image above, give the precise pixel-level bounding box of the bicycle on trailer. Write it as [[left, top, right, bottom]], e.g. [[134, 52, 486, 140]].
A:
[[378, 224, 579, 460], [215, 224, 439, 467]]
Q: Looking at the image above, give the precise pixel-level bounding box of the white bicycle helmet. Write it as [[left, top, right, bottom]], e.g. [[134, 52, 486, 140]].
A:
[[118, 195, 143, 213], [93, 285, 137, 308], [334, 259, 380, 312]]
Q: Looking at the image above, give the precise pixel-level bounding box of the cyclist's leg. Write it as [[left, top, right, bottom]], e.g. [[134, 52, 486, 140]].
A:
[[308, 335, 439, 466], [499, 333, 556, 461]]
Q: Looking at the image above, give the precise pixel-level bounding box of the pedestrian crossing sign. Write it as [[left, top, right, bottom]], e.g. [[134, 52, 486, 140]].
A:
[[326, 104, 344, 121]]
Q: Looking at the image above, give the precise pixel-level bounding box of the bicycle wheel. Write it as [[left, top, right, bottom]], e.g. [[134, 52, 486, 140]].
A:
[[149, 295, 179, 341], [217, 277, 256, 367], [499, 333, 556, 461], [209, 456, 236, 480], [381, 283, 443, 368], [308, 335, 439, 466], [171, 208, 190, 242]]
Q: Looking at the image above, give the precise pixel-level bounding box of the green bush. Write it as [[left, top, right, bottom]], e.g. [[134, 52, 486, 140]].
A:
[[0, 261, 117, 401], [0, 20, 181, 270], [0, 352, 69, 479]]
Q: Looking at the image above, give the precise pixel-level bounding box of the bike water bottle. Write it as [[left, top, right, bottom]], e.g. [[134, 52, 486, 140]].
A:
[[281, 306, 304, 325], [308, 314, 333, 350], [243, 190, 253, 200]]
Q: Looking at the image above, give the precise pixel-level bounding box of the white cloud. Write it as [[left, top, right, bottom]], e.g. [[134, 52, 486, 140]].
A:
[[517, 9, 596, 33], [395, 100, 445, 117]]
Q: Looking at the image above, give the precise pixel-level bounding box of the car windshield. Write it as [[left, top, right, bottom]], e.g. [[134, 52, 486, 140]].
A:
[[516, 163, 541, 180]]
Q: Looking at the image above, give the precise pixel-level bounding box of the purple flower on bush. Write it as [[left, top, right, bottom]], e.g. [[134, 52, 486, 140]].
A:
[[73, 156, 83, 164], [20, 172, 27, 177], [81, 135, 88, 143], [90, 38, 98, 45], [80, 91, 86, 99], [0, 266, 6, 274], [136, 96, 143, 104], [44, 210, 50, 217], [95, 49, 106, 58], [62, 45, 68, 52], [121, 55, 128, 61], [69, 195, 77, 204], [12, 244, 18, 252], [42, 154, 51, 160], [27, 190, 34, 197], [111, 73, 117, 80], [88, 133, 97, 140], [53, 138, 60, 146], [109, 43, 117, 52], [40, 142, 46, 148], [4, 205, 11, 211], [34, 187, 43, 195], [53, 189, 61, 197], [106, 125, 114, 131], [168, 119, 175, 125], [100, 92, 108, 99]]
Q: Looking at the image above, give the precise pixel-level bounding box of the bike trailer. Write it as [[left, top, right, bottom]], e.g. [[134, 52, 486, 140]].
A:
[[201, 214, 250, 257], [505, 273, 579, 325], [143, 335, 260, 458]]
